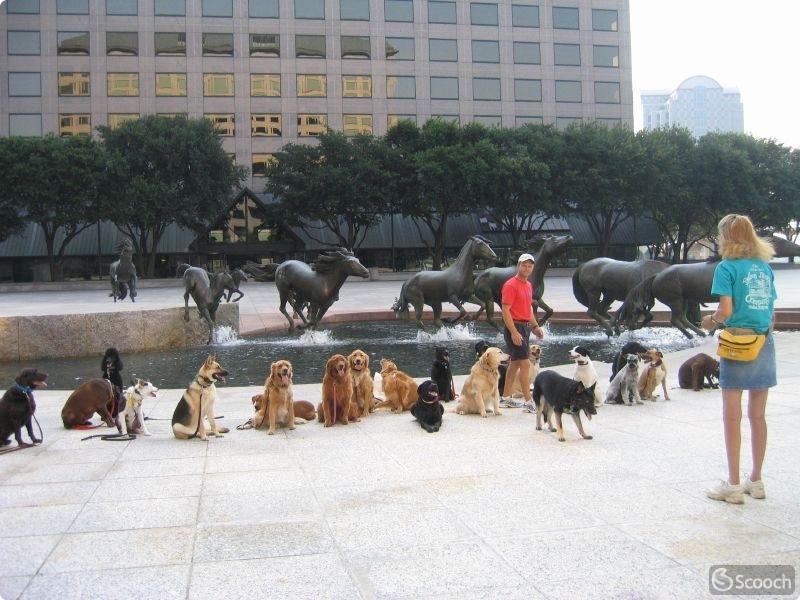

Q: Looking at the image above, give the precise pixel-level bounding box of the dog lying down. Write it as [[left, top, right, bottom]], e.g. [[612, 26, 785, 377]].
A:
[[533, 370, 596, 442]]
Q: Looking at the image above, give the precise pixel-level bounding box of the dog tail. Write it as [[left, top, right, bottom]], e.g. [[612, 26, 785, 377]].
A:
[[391, 284, 410, 319], [615, 275, 656, 328]]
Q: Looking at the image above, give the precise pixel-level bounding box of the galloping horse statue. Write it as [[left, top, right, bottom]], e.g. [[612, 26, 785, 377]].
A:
[[109, 239, 138, 302], [392, 235, 497, 329], [275, 248, 369, 331], [468, 234, 573, 330], [177, 264, 247, 344]]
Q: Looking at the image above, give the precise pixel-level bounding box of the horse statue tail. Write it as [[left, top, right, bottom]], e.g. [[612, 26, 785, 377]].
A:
[[117, 282, 129, 301], [176, 263, 192, 277], [571, 267, 590, 309], [391, 283, 410, 319], [615, 275, 656, 327]]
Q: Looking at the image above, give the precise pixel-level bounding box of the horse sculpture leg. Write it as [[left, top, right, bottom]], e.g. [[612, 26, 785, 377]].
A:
[[129, 274, 137, 302], [184, 291, 191, 322], [278, 291, 298, 331], [536, 298, 555, 326], [670, 301, 706, 339], [585, 291, 615, 337], [431, 301, 445, 329], [445, 295, 468, 324]]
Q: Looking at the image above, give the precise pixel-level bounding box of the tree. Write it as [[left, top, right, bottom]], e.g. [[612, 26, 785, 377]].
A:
[[99, 115, 247, 276], [0, 139, 29, 243], [264, 131, 396, 250]]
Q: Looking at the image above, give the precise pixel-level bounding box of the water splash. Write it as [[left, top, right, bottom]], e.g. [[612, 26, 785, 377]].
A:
[[212, 325, 242, 345], [415, 322, 480, 343], [295, 329, 336, 346]]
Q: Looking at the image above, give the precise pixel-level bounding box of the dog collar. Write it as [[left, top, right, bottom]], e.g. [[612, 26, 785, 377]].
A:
[[195, 375, 214, 388], [421, 397, 439, 404], [13, 383, 33, 396], [575, 359, 589, 365], [480, 363, 495, 373]]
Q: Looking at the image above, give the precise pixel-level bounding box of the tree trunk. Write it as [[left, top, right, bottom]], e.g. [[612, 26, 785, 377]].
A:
[[432, 218, 447, 271], [42, 228, 61, 282]]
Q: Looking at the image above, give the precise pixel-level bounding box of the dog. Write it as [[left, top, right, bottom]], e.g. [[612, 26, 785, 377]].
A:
[[411, 380, 444, 433], [318, 354, 354, 426], [374, 359, 418, 413], [678, 353, 720, 391], [475, 340, 507, 395], [430, 347, 455, 402], [0, 369, 47, 447], [254, 359, 297, 435], [456, 347, 509, 417], [118, 379, 158, 436], [609, 341, 649, 382], [509, 344, 542, 398], [250, 394, 315, 428], [638, 349, 670, 401], [605, 354, 642, 405], [171, 355, 228, 440], [568, 346, 603, 407], [101, 347, 124, 417], [62, 378, 121, 430], [348, 349, 374, 418], [532, 370, 597, 442]]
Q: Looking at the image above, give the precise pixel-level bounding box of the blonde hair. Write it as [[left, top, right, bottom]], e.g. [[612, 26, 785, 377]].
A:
[[718, 214, 775, 261]]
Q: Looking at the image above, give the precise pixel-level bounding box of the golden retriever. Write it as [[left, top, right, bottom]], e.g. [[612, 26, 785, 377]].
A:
[[456, 347, 509, 417], [348, 349, 374, 419], [250, 394, 315, 429], [252, 360, 296, 435], [638, 349, 670, 401], [318, 354, 354, 427], [374, 359, 417, 413], [511, 344, 541, 397]]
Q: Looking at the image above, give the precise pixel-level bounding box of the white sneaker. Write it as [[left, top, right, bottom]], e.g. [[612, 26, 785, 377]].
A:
[[500, 397, 524, 408], [743, 475, 766, 499], [706, 480, 744, 504], [523, 401, 536, 414]]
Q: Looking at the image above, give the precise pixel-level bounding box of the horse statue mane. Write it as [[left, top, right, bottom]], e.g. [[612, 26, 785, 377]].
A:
[[313, 248, 356, 273]]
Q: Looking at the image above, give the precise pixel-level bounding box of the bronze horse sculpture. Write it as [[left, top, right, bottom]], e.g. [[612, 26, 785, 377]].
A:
[[572, 258, 668, 336], [275, 248, 369, 331], [392, 236, 497, 329], [109, 239, 138, 302], [468, 234, 573, 330], [177, 264, 247, 344]]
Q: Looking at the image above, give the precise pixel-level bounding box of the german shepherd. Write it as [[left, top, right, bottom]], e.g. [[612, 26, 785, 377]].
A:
[[532, 370, 597, 442], [171, 355, 228, 440]]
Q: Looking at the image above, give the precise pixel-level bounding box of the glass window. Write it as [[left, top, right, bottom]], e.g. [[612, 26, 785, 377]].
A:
[[8, 31, 41, 55], [58, 72, 91, 96], [250, 33, 280, 56], [7, 0, 39, 14], [595, 81, 620, 103], [474, 115, 501, 127], [470, 3, 497, 25], [555, 80, 581, 102], [107, 0, 136, 14], [155, 73, 187, 96], [155, 32, 186, 56], [251, 74, 281, 96], [341, 36, 370, 59], [155, 0, 185, 15], [106, 32, 138, 56], [514, 78, 541, 101], [57, 0, 88, 14], [107, 73, 139, 96], [205, 113, 235, 136], [251, 114, 281, 136], [203, 33, 233, 56], [57, 31, 89, 55], [386, 76, 415, 98], [385, 37, 414, 60], [252, 153, 276, 176], [593, 45, 619, 67], [385, 0, 412, 22], [516, 116, 542, 126], [295, 0, 324, 18], [511, 4, 538, 27], [388, 114, 416, 127], [556, 116, 582, 130], [552, 6, 578, 29], [296, 74, 327, 97], [554, 43, 580, 66], [429, 39, 457, 62], [472, 40, 499, 63], [249, 0, 279, 17], [343, 114, 373, 136], [473, 77, 500, 100], [342, 75, 372, 97], [596, 117, 622, 126], [431, 114, 459, 123], [9, 114, 43, 137], [59, 114, 91, 136], [298, 114, 328, 136], [203, 0, 232, 16], [8, 73, 41, 97], [108, 113, 139, 129], [592, 8, 618, 31], [295, 35, 325, 58], [513, 41, 540, 64], [428, 1, 455, 23], [203, 73, 235, 96], [341, 0, 369, 20], [430, 76, 458, 99]]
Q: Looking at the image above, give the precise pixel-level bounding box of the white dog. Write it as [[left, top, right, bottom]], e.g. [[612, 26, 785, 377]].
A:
[[605, 354, 642, 406], [569, 346, 603, 407], [119, 379, 158, 435]]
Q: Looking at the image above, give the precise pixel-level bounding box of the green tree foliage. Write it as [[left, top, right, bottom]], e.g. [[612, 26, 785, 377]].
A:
[[0, 139, 29, 243]]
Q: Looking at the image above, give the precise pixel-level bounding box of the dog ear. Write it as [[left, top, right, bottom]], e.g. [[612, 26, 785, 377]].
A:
[[657, 351, 663, 359], [575, 381, 585, 393]]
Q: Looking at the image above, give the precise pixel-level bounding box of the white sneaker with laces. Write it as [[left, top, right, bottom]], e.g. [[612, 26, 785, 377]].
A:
[[706, 480, 744, 504], [523, 401, 536, 413], [743, 475, 766, 499], [500, 397, 524, 408]]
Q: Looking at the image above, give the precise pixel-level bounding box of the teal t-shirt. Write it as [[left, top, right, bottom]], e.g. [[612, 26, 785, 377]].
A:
[[711, 258, 776, 333]]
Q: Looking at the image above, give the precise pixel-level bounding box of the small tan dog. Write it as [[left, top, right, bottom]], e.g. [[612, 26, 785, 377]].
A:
[[638, 349, 670, 401], [456, 347, 510, 417], [254, 360, 296, 434], [511, 344, 541, 398], [374, 359, 417, 413], [348, 349, 374, 419]]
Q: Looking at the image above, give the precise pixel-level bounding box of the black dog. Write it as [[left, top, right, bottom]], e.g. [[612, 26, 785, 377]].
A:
[[410, 380, 444, 433], [101, 347, 124, 417], [609, 341, 649, 382], [532, 370, 596, 442], [0, 369, 48, 447], [475, 340, 507, 394], [430, 347, 455, 402]]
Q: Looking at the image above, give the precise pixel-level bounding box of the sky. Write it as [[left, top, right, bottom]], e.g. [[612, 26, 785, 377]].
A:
[[630, 0, 800, 148]]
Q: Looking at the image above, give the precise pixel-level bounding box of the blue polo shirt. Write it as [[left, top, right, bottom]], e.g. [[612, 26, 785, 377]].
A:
[[711, 258, 776, 334]]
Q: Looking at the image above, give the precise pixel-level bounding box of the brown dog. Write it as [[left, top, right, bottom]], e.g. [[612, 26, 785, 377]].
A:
[[61, 378, 121, 431], [374, 359, 417, 413], [251, 395, 316, 425], [254, 360, 296, 435], [638, 349, 670, 401], [348, 349, 374, 419], [678, 353, 720, 391], [456, 347, 509, 417], [318, 354, 354, 427]]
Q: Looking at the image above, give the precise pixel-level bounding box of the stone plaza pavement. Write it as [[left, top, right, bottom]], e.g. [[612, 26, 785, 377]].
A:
[[1, 333, 799, 599]]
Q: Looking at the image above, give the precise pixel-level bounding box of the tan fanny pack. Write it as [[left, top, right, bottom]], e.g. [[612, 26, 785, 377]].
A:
[[717, 328, 766, 362]]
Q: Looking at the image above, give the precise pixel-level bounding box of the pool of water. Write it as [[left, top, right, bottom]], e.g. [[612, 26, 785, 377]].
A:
[[0, 321, 706, 390]]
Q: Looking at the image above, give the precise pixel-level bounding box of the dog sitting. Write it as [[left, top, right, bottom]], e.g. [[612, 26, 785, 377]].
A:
[[475, 340, 507, 396], [411, 380, 444, 433], [533, 370, 596, 441], [0, 369, 47, 447], [318, 354, 354, 426], [62, 379, 121, 430], [348, 349, 374, 418], [171, 355, 228, 440], [456, 347, 509, 417], [374, 359, 417, 413], [250, 395, 315, 428], [638, 349, 670, 401], [253, 360, 297, 435], [568, 346, 603, 407], [678, 353, 720, 391], [430, 347, 455, 402], [101, 347, 124, 417], [605, 354, 642, 405], [118, 379, 158, 436], [609, 341, 649, 382]]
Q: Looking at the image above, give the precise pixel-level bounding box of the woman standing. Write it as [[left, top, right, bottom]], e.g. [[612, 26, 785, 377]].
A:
[[701, 214, 776, 504]]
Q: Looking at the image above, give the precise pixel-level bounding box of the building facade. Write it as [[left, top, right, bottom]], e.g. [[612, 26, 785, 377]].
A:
[[641, 75, 743, 138], [2, 0, 632, 188]]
